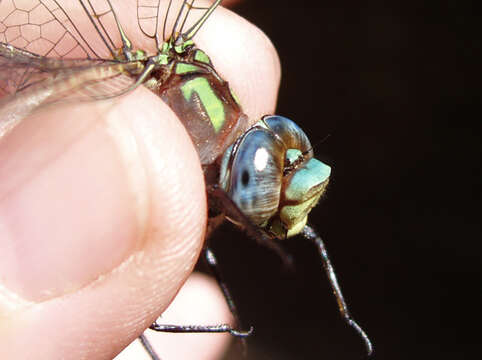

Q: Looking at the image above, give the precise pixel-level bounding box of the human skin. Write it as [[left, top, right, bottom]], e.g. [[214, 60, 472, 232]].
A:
[[0, 0, 280, 359]]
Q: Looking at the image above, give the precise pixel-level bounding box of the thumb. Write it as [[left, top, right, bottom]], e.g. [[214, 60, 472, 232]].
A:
[[0, 87, 206, 359]]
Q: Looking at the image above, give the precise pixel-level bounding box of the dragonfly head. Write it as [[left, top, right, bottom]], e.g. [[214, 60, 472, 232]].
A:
[[219, 115, 331, 239]]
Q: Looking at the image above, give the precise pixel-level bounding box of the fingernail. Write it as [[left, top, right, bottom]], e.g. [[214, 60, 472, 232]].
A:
[[0, 100, 147, 302]]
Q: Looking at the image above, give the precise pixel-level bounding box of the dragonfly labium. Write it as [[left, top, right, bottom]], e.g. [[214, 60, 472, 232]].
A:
[[0, 0, 373, 358]]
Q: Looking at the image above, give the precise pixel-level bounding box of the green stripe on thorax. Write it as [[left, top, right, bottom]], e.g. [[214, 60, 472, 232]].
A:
[[193, 49, 212, 65], [175, 63, 203, 75], [181, 76, 225, 133]]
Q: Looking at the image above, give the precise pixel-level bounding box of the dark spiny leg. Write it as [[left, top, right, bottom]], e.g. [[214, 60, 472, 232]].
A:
[[148, 248, 253, 340], [204, 247, 251, 356], [203, 247, 240, 324], [302, 225, 373, 357], [149, 322, 252, 337], [148, 243, 253, 338], [208, 185, 293, 269], [138, 333, 162, 360]]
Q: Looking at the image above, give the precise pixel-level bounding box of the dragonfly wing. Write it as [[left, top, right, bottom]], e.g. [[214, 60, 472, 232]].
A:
[[137, 0, 162, 41], [0, 42, 112, 95], [0, 59, 138, 139], [0, 0, 125, 59]]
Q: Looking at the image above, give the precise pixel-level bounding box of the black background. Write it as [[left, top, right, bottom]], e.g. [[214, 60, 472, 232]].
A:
[[202, 1, 481, 359]]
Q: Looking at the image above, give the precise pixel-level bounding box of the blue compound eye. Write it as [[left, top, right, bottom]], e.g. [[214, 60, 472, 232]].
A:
[[262, 115, 313, 158], [221, 128, 285, 227]]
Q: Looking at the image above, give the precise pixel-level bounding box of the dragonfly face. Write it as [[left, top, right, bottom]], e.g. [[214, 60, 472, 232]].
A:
[[0, 0, 372, 358]]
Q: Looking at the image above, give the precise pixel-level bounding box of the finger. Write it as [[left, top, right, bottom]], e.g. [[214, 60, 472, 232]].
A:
[[0, 84, 206, 359], [115, 273, 233, 360], [0, 1, 280, 359]]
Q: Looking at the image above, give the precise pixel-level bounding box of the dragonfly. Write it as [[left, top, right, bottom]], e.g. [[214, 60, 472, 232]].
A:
[[0, 0, 373, 359]]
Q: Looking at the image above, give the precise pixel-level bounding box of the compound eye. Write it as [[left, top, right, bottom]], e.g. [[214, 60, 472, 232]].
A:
[[227, 128, 285, 227], [263, 115, 313, 158]]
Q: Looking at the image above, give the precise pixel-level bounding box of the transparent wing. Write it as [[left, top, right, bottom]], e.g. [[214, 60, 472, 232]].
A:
[[0, 0, 136, 93], [0, 0, 125, 59], [0, 0, 224, 139], [137, 0, 221, 46], [137, 0, 162, 42], [0, 1, 140, 138], [0, 45, 138, 137]]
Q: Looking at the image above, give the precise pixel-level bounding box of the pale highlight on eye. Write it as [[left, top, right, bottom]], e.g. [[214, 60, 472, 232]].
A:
[[254, 147, 269, 171]]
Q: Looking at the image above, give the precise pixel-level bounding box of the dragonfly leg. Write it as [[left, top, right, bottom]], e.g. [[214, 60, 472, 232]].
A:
[[147, 246, 253, 339], [148, 311, 252, 359], [202, 246, 253, 355], [202, 247, 241, 326], [149, 322, 253, 337], [138, 333, 162, 360], [140, 324, 245, 360], [145, 246, 253, 358], [302, 225, 374, 357], [207, 185, 294, 269]]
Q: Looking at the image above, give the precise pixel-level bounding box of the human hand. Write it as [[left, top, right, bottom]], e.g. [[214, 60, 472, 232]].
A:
[[0, 1, 280, 359]]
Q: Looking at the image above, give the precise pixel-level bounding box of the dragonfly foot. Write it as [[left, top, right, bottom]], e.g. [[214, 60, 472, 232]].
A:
[[230, 325, 254, 338]]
